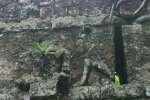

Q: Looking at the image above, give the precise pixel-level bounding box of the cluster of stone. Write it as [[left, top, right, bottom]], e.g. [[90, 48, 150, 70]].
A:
[[0, 0, 112, 21]]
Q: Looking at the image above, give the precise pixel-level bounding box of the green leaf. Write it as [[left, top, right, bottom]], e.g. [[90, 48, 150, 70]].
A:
[[40, 41, 49, 54], [32, 41, 49, 55], [115, 75, 120, 95], [32, 42, 42, 53]]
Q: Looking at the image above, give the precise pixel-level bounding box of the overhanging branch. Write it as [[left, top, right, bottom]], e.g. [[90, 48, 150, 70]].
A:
[[133, 0, 147, 15]]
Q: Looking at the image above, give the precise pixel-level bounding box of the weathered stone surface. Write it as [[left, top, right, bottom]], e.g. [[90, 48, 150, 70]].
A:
[[0, 0, 150, 21], [0, 19, 115, 81], [29, 73, 59, 96], [135, 15, 150, 24], [124, 83, 144, 97], [30, 80, 57, 96], [0, 60, 17, 79], [0, 15, 127, 32], [0, 17, 115, 99], [71, 82, 146, 100], [145, 86, 150, 97], [0, 16, 101, 31], [51, 15, 108, 28], [0, 94, 15, 100], [122, 24, 150, 84], [0, 80, 18, 99], [119, 0, 147, 16], [0, 80, 16, 94], [0, 0, 112, 20], [71, 84, 115, 100], [0, 1, 149, 100], [0, 18, 42, 32]]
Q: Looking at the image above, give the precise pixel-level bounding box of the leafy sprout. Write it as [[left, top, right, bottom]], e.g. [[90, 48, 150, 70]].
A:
[[115, 74, 120, 95], [32, 41, 49, 55]]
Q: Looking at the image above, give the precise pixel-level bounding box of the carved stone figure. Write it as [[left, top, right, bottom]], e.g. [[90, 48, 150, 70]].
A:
[[74, 26, 113, 86]]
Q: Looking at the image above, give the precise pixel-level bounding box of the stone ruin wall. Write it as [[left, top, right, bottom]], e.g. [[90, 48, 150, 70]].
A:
[[0, 18, 115, 100], [0, 0, 149, 100]]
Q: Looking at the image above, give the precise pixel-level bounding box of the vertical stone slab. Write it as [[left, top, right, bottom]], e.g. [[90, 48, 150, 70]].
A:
[[122, 24, 150, 84]]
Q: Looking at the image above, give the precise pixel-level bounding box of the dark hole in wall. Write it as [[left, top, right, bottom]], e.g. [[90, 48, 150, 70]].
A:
[[17, 82, 30, 92], [113, 24, 128, 84], [30, 96, 56, 100]]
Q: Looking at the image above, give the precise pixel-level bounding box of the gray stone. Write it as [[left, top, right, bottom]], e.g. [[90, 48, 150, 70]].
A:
[[125, 83, 144, 97], [0, 0, 150, 21], [29, 74, 59, 96], [122, 24, 150, 83], [145, 86, 150, 97], [71, 84, 115, 100], [0, 1, 150, 100], [0, 0, 110, 20], [135, 15, 150, 24], [0, 94, 15, 100], [119, 0, 147, 16], [51, 15, 108, 28]]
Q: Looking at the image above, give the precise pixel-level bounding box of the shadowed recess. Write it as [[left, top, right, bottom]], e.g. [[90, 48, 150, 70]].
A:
[[113, 24, 128, 84]]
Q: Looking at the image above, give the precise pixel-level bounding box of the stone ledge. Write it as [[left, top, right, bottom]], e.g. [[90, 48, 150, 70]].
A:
[[0, 15, 126, 33], [70, 83, 148, 100], [51, 15, 109, 28], [122, 24, 143, 34], [122, 24, 150, 35]]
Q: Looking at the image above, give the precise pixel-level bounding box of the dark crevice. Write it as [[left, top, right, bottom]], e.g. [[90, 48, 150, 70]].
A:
[[30, 96, 56, 100], [113, 24, 128, 84], [17, 82, 30, 92]]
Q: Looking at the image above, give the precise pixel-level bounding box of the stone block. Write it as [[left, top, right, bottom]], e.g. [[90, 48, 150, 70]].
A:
[[145, 86, 150, 97], [122, 24, 150, 83], [29, 78, 58, 96]]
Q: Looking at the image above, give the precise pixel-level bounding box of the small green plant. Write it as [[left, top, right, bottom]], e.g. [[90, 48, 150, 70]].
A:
[[115, 74, 121, 95], [32, 41, 50, 78], [32, 41, 49, 55]]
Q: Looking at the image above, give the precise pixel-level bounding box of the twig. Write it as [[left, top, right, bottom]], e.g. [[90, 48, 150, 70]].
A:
[[133, 0, 147, 15]]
